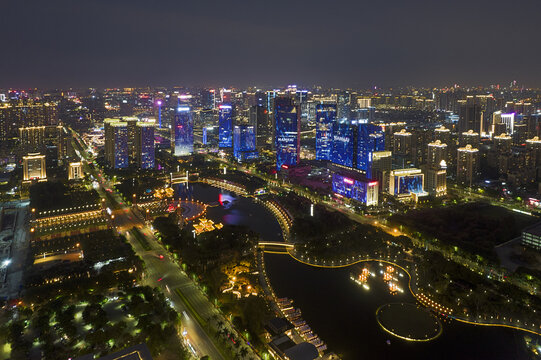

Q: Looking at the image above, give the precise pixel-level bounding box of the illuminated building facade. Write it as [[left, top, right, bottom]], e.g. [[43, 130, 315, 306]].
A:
[[104, 119, 129, 169], [357, 123, 385, 178], [172, 106, 193, 156], [201, 89, 216, 110], [336, 91, 351, 121], [389, 168, 425, 198], [0, 101, 58, 141], [68, 162, 83, 180], [427, 140, 447, 168], [332, 173, 378, 206], [422, 165, 447, 197], [372, 151, 392, 193], [460, 130, 480, 147], [315, 103, 336, 161], [233, 125, 258, 162], [275, 97, 300, 170], [331, 121, 356, 168], [218, 104, 233, 148], [23, 153, 46, 182], [457, 145, 479, 187], [136, 123, 155, 169]]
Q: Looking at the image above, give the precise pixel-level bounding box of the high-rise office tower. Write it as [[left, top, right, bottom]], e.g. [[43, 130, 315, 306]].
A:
[[136, 123, 155, 169], [275, 96, 300, 170], [250, 105, 270, 148], [331, 121, 357, 168], [457, 145, 479, 187], [458, 98, 482, 134], [254, 91, 266, 108], [172, 105, 193, 156], [23, 153, 47, 182], [499, 113, 516, 135], [315, 104, 336, 161], [126, 117, 138, 164], [393, 129, 413, 167], [427, 140, 448, 168], [201, 89, 216, 110], [336, 91, 351, 121], [357, 124, 385, 178], [233, 125, 258, 162], [513, 124, 528, 146], [155, 99, 163, 128], [221, 89, 232, 104], [218, 104, 233, 148], [372, 151, 392, 193], [266, 91, 277, 149], [104, 120, 129, 169]]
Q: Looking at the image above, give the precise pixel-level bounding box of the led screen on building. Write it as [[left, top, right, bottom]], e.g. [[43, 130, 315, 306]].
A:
[[394, 174, 423, 195], [331, 122, 355, 168], [332, 173, 378, 205]]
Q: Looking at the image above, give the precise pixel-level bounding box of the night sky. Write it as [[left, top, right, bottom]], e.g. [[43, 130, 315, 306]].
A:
[[2, 0, 540, 89]]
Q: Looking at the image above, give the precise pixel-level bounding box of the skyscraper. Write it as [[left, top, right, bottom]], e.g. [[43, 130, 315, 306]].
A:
[[331, 121, 357, 168], [104, 119, 128, 169], [218, 104, 233, 148], [136, 123, 155, 169], [336, 91, 351, 121], [457, 145, 479, 187], [275, 96, 300, 170], [126, 117, 138, 164], [458, 97, 482, 134], [250, 105, 270, 148], [233, 125, 258, 162], [172, 105, 193, 156], [427, 140, 448, 168], [372, 151, 392, 193], [201, 89, 216, 110], [357, 124, 385, 178], [393, 129, 413, 168], [315, 104, 336, 161]]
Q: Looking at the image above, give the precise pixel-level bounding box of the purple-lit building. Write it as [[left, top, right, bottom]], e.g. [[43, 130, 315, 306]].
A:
[[332, 172, 378, 206]]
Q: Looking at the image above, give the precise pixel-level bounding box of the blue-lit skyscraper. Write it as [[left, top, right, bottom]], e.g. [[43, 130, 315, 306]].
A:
[[233, 125, 258, 162], [331, 121, 357, 168], [104, 119, 128, 169], [357, 124, 385, 178], [218, 104, 233, 148], [172, 105, 193, 156], [136, 123, 155, 169], [275, 97, 300, 170], [315, 104, 336, 161]]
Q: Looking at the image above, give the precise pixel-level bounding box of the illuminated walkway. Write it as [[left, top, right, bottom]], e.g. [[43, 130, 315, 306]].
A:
[[272, 249, 541, 338]]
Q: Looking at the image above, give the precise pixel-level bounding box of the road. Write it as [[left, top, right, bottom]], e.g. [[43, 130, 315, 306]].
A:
[[0, 201, 30, 300], [71, 131, 227, 360]]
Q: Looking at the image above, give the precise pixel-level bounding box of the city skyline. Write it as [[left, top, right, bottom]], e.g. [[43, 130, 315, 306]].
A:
[[3, 1, 541, 359]]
